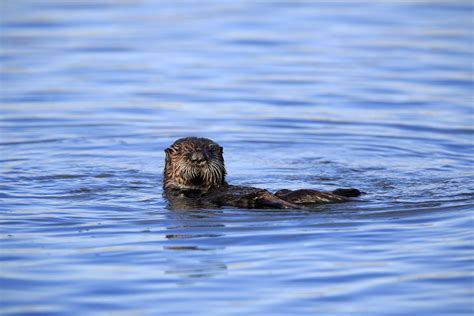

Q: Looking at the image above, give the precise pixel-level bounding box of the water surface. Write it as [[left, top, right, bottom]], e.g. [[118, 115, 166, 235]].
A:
[[1, 1, 473, 315]]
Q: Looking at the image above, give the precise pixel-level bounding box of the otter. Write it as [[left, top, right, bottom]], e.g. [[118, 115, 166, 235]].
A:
[[163, 137, 361, 209]]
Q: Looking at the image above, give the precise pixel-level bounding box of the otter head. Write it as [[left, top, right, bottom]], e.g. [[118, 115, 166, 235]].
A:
[[163, 137, 226, 193]]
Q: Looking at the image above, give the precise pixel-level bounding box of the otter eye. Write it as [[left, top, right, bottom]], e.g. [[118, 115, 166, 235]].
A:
[[208, 144, 218, 150]]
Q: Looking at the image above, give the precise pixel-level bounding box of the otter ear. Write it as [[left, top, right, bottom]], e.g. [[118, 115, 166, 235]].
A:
[[164, 148, 172, 162], [219, 146, 224, 160], [165, 146, 178, 154]]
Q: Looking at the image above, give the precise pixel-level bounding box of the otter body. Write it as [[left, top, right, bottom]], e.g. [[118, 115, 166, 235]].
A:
[[163, 137, 361, 210]]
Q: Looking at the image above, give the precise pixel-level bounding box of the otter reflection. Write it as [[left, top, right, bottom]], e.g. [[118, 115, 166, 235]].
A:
[[163, 137, 361, 210], [164, 227, 227, 278]]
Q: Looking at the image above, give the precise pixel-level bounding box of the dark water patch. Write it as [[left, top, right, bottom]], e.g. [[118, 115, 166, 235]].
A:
[[0, 138, 66, 146], [225, 38, 292, 47], [0, 158, 28, 163], [28, 174, 86, 181], [68, 187, 107, 194], [93, 173, 114, 178], [1, 92, 87, 103], [1, 20, 71, 30]]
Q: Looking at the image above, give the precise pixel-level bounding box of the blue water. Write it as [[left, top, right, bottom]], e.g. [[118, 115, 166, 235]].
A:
[[1, 1, 473, 315]]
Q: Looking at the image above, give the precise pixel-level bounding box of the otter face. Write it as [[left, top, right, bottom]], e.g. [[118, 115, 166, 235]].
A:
[[163, 137, 226, 192]]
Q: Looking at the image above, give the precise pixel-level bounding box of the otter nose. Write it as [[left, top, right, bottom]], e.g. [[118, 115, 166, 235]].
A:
[[191, 151, 206, 163]]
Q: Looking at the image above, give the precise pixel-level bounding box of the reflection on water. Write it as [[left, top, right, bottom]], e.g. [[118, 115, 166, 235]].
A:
[[1, 0, 474, 315]]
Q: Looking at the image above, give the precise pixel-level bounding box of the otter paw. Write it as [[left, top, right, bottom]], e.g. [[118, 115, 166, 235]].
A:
[[252, 190, 300, 209]]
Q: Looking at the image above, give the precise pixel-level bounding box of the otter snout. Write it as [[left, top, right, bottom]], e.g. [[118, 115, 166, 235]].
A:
[[190, 150, 209, 164]]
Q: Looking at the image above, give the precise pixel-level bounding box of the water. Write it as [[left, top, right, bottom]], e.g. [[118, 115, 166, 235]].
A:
[[1, 1, 473, 315]]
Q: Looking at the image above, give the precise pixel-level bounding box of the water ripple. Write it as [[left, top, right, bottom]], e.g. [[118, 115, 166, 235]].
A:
[[1, 1, 473, 315]]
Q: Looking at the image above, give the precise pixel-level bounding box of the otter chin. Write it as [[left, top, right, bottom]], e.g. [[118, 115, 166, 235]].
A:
[[163, 137, 361, 210]]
